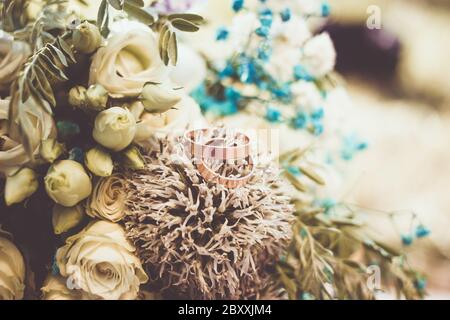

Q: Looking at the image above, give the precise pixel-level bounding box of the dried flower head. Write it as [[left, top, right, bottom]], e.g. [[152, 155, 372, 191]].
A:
[[123, 134, 294, 299]]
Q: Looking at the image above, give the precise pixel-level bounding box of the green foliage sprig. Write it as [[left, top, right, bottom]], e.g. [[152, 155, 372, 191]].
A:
[[97, 0, 203, 66]]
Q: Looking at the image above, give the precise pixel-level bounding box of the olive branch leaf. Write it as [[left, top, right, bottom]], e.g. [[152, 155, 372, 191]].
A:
[[9, 33, 75, 156]]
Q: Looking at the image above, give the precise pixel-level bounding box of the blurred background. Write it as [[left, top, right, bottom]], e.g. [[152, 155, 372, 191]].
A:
[[199, 0, 450, 298], [324, 0, 450, 299]]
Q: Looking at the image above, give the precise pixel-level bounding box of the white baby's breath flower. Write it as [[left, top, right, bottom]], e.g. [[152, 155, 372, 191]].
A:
[[229, 12, 259, 51], [301, 33, 336, 78], [271, 16, 311, 47], [291, 81, 324, 111]]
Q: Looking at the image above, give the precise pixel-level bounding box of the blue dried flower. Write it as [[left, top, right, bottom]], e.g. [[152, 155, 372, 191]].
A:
[[68, 147, 84, 163], [265, 107, 281, 122], [321, 1, 331, 17], [255, 25, 270, 38], [280, 8, 291, 22], [401, 234, 414, 246], [225, 86, 241, 102], [259, 9, 273, 27], [415, 278, 427, 290], [287, 166, 301, 176], [294, 65, 314, 81], [216, 27, 229, 41], [311, 107, 325, 120], [312, 121, 324, 136], [415, 225, 430, 238], [232, 0, 244, 12], [292, 112, 308, 129]]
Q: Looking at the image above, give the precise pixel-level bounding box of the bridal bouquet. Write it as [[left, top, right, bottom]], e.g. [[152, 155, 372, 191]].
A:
[[0, 0, 427, 300]]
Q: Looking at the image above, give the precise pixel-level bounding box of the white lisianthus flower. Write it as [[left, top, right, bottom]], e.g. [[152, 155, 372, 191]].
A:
[[301, 33, 336, 78], [169, 43, 207, 92], [56, 221, 148, 300], [89, 30, 167, 98], [93, 107, 136, 152], [134, 96, 205, 144], [291, 81, 324, 111]]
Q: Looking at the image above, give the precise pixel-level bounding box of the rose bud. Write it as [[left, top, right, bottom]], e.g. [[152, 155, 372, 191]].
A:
[[68, 86, 87, 108], [121, 146, 145, 170], [4, 168, 39, 206], [72, 21, 102, 54], [140, 82, 182, 113], [44, 160, 92, 207], [84, 146, 114, 177], [52, 204, 84, 235], [86, 84, 108, 111], [40, 139, 64, 163], [93, 107, 136, 152]]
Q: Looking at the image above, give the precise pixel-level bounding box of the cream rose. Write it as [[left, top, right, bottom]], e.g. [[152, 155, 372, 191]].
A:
[[0, 31, 31, 92], [56, 221, 148, 300], [93, 107, 136, 152], [0, 233, 26, 300], [86, 175, 127, 222], [41, 275, 83, 300], [89, 30, 167, 98], [134, 95, 205, 144]]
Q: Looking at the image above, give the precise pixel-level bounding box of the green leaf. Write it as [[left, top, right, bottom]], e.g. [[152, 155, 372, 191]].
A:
[[107, 0, 123, 10], [37, 50, 69, 82], [170, 18, 200, 32], [285, 171, 307, 192], [168, 31, 178, 66], [124, 2, 155, 25], [168, 13, 204, 25], [97, 0, 110, 37], [298, 165, 325, 185], [33, 66, 56, 107], [125, 0, 144, 7], [57, 37, 76, 64]]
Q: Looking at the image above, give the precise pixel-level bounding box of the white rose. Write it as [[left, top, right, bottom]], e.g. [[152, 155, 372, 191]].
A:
[[0, 234, 25, 300], [89, 30, 167, 98], [56, 221, 148, 300], [93, 107, 136, 152], [1, 98, 56, 176], [301, 33, 336, 78], [0, 31, 31, 92]]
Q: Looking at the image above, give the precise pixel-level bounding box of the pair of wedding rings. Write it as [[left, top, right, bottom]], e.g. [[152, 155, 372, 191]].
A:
[[184, 129, 255, 188]]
